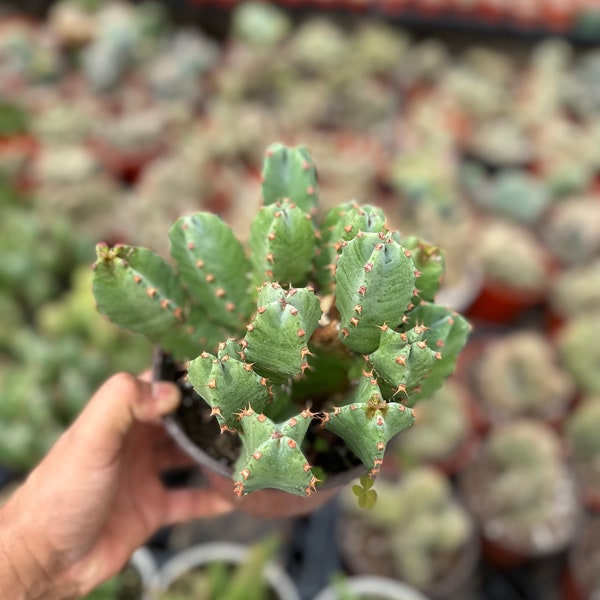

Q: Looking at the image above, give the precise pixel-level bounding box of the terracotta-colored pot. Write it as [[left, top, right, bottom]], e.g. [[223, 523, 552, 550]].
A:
[[466, 279, 547, 325], [87, 137, 163, 184], [541, 0, 576, 31]]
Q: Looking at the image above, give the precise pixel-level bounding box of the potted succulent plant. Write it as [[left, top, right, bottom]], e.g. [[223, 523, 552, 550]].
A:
[[556, 312, 600, 396], [337, 467, 479, 599], [151, 538, 300, 600], [462, 166, 552, 227], [458, 419, 581, 567], [467, 217, 554, 323], [539, 195, 600, 267], [460, 117, 534, 173], [470, 329, 576, 429], [546, 258, 600, 334], [87, 103, 168, 183], [92, 142, 470, 517]]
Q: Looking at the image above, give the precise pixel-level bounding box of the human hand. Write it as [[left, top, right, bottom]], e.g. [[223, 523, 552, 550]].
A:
[[0, 372, 234, 600]]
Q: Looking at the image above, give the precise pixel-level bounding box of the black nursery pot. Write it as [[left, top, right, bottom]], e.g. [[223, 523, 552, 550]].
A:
[[153, 348, 366, 519]]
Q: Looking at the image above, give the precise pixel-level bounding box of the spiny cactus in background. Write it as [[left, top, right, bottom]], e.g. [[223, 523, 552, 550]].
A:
[[340, 467, 473, 590], [473, 218, 551, 293], [231, 1, 291, 50], [92, 142, 470, 498], [474, 330, 575, 424], [540, 196, 600, 266], [557, 312, 600, 395], [464, 167, 551, 226], [565, 396, 600, 506], [460, 420, 580, 555], [549, 257, 600, 320]]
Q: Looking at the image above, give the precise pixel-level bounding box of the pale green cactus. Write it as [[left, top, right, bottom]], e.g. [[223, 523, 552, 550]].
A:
[[466, 168, 551, 226], [92, 142, 470, 498], [474, 330, 575, 424], [540, 196, 600, 266], [460, 420, 580, 556], [549, 258, 600, 320], [557, 312, 600, 395], [339, 467, 474, 591]]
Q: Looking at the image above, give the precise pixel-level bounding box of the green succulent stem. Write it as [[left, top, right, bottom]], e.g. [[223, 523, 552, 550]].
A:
[[92, 142, 470, 498]]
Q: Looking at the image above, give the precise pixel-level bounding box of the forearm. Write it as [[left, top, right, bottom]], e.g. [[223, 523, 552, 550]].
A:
[[0, 487, 77, 600]]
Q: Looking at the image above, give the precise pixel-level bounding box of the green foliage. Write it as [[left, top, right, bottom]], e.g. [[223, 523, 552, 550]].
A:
[[342, 467, 473, 589], [352, 475, 378, 509], [160, 538, 280, 600], [557, 313, 600, 395], [475, 330, 575, 422], [565, 396, 600, 459], [92, 143, 469, 498], [0, 101, 29, 138]]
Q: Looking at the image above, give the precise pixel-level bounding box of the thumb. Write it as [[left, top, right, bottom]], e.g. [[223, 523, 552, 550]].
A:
[[70, 373, 181, 463]]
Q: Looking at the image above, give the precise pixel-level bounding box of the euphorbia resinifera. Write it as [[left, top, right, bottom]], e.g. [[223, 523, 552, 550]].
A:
[[92, 142, 470, 498]]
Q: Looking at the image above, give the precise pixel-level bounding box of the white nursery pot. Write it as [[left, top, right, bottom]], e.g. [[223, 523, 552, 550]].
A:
[[150, 541, 301, 600], [314, 576, 431, 600]]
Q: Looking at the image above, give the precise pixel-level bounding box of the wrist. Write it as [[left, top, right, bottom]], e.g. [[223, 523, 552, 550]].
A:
[[0, 486, 76, 600]]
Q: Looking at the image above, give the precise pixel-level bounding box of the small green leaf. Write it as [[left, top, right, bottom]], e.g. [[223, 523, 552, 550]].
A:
[[352, 476, 378, 509]]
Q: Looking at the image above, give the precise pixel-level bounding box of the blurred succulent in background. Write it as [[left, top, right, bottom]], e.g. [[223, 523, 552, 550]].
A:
[[540, 195, 600, 266], [231, 1, 291, 51], [463, 117, 533, 170], [472, 218, 551, 297], [80, 0, 168, 92], [557, 312, 600, 395], [473, 330, 575, 425], [0, 262, 152, 472], [548, 257, 600, 322], [339, 467, 475, 593], [459, 420, 580, 558], [565, 396, 600, 510], [464, 166, 551, 226], [143, 29, 220, 105]]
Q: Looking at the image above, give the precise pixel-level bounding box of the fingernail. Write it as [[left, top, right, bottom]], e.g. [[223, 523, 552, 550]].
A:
[[152, 381, 181, 414]]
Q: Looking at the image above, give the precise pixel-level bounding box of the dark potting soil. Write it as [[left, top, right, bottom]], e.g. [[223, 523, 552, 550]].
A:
[[155, 349, 363, 477]]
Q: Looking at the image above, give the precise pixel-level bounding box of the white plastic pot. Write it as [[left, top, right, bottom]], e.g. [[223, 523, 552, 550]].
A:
[[313, 576, 431, 600], [129, 546, 158, 600], [150, 541, 301, 600]]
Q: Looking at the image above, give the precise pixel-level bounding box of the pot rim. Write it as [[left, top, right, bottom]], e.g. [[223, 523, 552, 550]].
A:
[[313, 575, 432, 600], [150, 541, 301, 600], [128, 546, 158, 600], [163, 413, 366, 491]]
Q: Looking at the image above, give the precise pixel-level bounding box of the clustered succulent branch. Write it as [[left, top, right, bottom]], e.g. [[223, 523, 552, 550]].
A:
[[92, 142, 470, 497]]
